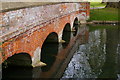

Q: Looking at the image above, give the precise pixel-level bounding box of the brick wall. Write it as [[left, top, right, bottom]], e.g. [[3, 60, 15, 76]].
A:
[[0, 2, 90, 64]]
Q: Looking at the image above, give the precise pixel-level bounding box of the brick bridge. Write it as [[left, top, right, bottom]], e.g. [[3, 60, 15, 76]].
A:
[[0, 2, 90, 67]]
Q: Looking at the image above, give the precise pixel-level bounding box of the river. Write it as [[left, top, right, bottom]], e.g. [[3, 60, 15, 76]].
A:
[[62, 24, 120, 79]]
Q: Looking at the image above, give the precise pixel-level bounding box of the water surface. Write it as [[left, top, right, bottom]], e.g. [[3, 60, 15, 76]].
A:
[[62, 24, 120, 79]]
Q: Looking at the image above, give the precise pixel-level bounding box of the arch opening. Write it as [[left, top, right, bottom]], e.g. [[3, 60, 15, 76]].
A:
[[41, 32, 59, 72], [2, 53, 32, 68], [73, 17, 79, 36], [2, 53, 32, 79], [43, 32, 58, 43], [62, 23, 71, 48]]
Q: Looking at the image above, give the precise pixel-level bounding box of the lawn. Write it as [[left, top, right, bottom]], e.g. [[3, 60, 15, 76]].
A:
[[89, 8, 119, 21], [90, 2, 106, 8], [89, 1, 119, 21]]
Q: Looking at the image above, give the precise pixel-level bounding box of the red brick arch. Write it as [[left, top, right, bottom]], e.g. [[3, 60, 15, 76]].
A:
[[1, 13, 80, 67], [1, 2, 90, 66]]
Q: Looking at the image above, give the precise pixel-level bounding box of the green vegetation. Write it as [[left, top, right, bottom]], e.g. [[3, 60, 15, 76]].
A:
[[90, 2, 106, 8], [89, 2, 119, 21], [89, 8, 119, 21]]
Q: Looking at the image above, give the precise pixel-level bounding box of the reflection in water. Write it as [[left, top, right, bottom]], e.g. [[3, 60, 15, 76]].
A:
[[2, 53, 33, 79], [41, 43, 59, 72], [98, 27, 119, 78], [73, 25, 79, 37], [73, 17, 79, 36], [62, 31, 71, 48], [62, 25, 120, 79], [72, 19, 79, 37], [2, 66, 33, 79], [117, 27, 120, 79], [62, 23, 71, 48]]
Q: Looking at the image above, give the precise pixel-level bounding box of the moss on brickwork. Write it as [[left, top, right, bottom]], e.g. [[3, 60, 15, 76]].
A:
[[0, 2, 59, 12]]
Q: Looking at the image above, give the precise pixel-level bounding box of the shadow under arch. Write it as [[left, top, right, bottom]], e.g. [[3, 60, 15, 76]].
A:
[[2, 52, 33, 79], [41, 32, 59, 72], [62, 23, 71, 48], [2, 52, 32, 67], [73, 17, 79, 36]]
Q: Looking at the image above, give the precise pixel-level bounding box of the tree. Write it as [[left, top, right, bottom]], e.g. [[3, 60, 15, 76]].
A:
[[105, 2, 120, 8], [101, 0, 108, 3], [105, 0, 120, 8]]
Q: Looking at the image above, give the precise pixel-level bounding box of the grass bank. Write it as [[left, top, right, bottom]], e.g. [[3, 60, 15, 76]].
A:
[[90, 2, 106, 8], [89, 8, 119, 21]]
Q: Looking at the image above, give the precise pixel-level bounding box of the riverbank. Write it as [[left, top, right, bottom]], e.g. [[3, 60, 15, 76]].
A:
[[87, 21, 120, 25]]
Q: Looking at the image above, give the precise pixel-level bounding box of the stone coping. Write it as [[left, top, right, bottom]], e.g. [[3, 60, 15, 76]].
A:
[[0, 2, 60, 12]]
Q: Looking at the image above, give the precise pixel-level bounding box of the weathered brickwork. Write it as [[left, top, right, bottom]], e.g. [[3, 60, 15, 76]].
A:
[[0, 2, 90, 66]]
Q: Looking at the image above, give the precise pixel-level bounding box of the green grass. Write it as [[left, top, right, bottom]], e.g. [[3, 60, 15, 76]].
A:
[[90, 2, 106, 8], [89, 8, 119, 21]]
